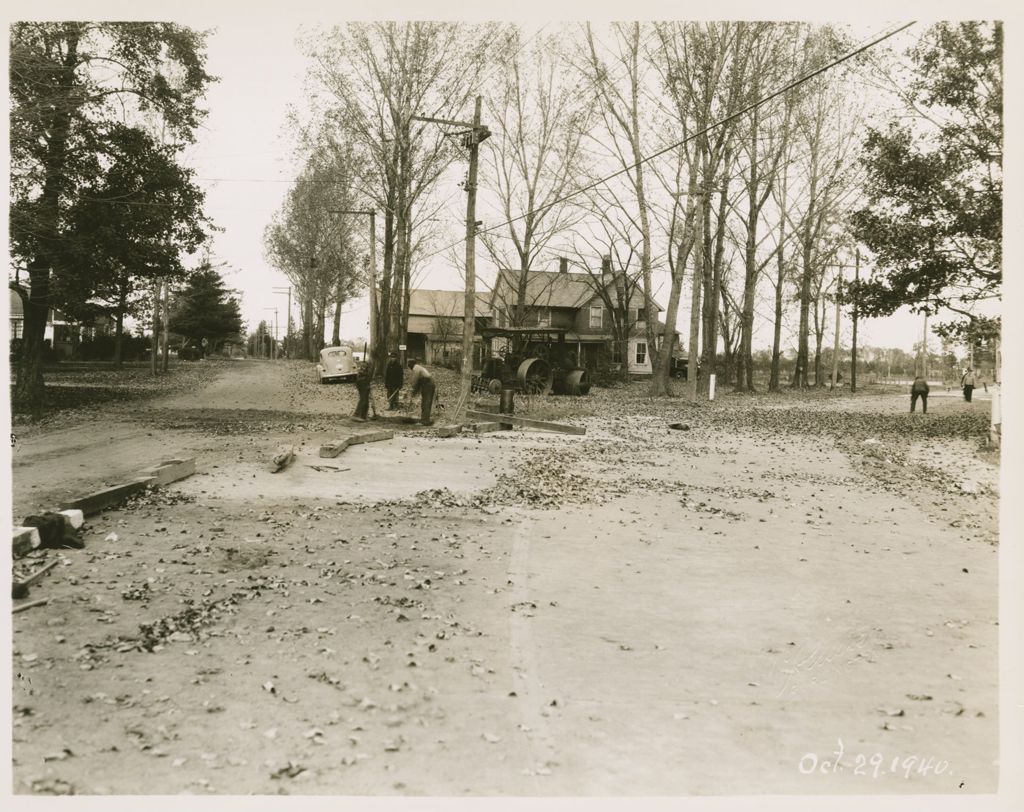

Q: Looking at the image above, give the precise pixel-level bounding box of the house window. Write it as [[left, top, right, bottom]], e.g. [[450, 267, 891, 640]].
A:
[[612, 344, 623, 364], [537, 307, 550, 327], [11, 320, 23, 339], [589, 306, 603, 329], [635, 341, 647, 365], [635, 307, 646, 323]]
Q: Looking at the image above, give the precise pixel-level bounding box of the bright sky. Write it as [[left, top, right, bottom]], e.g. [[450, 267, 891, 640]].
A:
[[13, 2, 998, 356], [177, 13, 998, 355]]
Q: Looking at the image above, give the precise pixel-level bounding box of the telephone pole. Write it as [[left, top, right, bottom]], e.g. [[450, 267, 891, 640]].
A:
[[851, 248, 860, 392], [273, 285, 291, 357], [830, 266, 843, 391], [412, 98, 490, 418]]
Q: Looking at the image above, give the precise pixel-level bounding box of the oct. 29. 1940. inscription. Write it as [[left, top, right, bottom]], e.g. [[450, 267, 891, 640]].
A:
[[798, 738, 952, 780]]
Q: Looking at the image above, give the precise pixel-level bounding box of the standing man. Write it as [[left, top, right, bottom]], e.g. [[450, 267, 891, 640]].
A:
[[385, 352, 404, 410], [910, 375, 929, 413], [352, 360, 372, 422], [407, 358, 436, 426], [961, 367, 976, 402]]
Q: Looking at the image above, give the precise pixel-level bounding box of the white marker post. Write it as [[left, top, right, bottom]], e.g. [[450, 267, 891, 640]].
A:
[[709, 373, 716, 401]]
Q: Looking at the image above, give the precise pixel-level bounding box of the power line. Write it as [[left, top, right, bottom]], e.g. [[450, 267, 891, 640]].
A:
[[420, 20, 916, 264]]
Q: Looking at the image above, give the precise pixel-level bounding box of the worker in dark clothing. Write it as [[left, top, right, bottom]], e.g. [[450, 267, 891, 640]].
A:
[[384, 352, 404, 410], [352, 360, 372, 422], [407, 358, 435, 426], [910, 375, 929, 413], [961, 368, 976, 402]]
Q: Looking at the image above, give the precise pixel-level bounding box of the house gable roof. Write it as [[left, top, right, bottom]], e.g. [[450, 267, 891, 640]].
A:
[[489, 269, 662, 313], [408, 289, 490, 318]]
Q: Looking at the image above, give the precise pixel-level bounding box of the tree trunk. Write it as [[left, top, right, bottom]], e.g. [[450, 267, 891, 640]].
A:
[[332, 297, 342, 346], [151, 281, 159, 375], [793, 167, 817, 389], [113, 277, 128, 368], [14, 30, 80, 412], [769, 162, 789, 392], [161, 279, 170, 372], [700, 172, 731, 394], [303, 296, 313, 360]]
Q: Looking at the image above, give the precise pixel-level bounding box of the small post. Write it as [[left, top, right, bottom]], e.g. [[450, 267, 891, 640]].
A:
[[708, 373, 716, 401]]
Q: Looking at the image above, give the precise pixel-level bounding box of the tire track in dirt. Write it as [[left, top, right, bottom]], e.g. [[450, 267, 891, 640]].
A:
[[507, 508, 560, 787]]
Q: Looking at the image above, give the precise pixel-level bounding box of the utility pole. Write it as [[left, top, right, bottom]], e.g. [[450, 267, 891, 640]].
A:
[[329, 210, 377, 368], [264, 307, 278, 359], [273, 285, 291, 358], [687, 187, 705, 404], [412, 98, 490, 418], [851, 248, 860, 392], [830, 266, 843, 391]]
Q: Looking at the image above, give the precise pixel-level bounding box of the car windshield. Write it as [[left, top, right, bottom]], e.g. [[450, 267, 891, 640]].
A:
[[323, 349, 346, 360]]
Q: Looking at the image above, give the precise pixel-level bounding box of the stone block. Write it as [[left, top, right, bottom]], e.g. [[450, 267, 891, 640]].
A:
[[13, 526, 41, 558]]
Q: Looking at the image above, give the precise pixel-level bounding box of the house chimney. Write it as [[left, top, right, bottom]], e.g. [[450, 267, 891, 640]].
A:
[[601, 255, 612, 285], [559, 257, 568, 274]]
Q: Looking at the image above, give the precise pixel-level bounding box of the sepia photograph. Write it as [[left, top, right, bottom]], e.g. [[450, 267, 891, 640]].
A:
[[4, 1, 1019, 807]]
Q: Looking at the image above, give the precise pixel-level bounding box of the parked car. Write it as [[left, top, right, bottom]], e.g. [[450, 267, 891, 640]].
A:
[[670, 358, 700, 380], [316, 345, 358, 383], [178, 344, 205, 361]]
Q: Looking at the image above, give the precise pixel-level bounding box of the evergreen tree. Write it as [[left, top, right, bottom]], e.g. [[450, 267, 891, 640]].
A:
[[169, 266, 243, 352]]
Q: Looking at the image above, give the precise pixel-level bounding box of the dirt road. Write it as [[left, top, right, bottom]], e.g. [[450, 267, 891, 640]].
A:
[[10, 359, 1000, 796]]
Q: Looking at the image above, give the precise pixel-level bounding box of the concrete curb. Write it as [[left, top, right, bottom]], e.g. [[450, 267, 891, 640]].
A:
[[13, 457, 197, 557]]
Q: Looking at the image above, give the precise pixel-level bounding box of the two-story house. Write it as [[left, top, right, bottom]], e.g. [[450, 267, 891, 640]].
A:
[[487, 257, 676, 375]]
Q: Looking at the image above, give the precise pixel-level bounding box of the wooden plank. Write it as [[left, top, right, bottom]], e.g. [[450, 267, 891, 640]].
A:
[[16, 559, 59, 588], [319, 439, 352, 459], [13, 597, 50, 614], [138, 457, 196, 487], [470, 422, 508, 433], [61, 477, 155, 516], [435, 425, 462, 438], [346, 430, 394, 446], [320, 430, 393, 457], [466, 410, 586, 436]]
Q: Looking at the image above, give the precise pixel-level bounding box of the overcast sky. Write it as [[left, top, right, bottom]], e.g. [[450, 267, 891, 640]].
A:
[[13, 1, 1009, 355], [180, 13, 1000, 354]]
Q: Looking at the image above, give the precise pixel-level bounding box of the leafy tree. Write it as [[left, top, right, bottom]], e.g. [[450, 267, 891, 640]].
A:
[[9, 21, 214, 409], [19, 124, 209, 365], [264, 140, 365, 361], [169, 266, 243, 352], [851, 22, 1001, 335]]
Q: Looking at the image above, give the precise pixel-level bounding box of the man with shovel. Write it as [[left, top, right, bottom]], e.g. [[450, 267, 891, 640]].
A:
[[407, 358, 436, 426]]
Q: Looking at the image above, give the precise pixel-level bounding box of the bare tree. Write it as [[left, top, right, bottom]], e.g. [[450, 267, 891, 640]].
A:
[[303, 22, 504, 367], [264, 143, 364, 360], [731, 22, 803, 391], [481, 31, 591, 351], [787, 45, 865, 389], [579, 23, 662, 376]]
